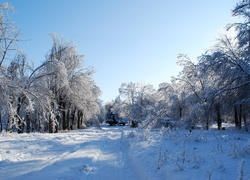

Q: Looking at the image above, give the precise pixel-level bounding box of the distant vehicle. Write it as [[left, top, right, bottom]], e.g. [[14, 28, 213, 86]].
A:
[[106, 119, 118, 126], [106, 113, 127, 126], [118, 119, 126, 126], [106, 112, 118, 126], [106, 118, 126, 126]]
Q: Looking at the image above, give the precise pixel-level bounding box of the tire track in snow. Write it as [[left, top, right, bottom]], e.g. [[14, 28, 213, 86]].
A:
[[119, 129, 158, 180], [0, 127, 157, 180]]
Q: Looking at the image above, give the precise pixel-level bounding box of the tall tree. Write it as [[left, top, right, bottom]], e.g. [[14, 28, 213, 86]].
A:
[[117, 82, 155, 125], [0, 3, 20, 67], [229, 0, 250, 54], [41, 34, 101, 132]]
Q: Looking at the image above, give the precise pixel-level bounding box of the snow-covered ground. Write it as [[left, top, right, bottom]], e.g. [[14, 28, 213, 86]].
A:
[[0, 124, 250, 180]]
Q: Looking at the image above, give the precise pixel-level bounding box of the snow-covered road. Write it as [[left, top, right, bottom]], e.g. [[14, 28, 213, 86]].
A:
[[0, 126, 147, 180], [2, 124, 250, 180]]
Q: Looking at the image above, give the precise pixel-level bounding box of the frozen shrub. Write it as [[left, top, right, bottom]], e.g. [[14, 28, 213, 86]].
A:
[[229, 142, 241, 159], [127, 131, 136, 138], [229, 140, 250, 158], [242, 140, 250, 156]]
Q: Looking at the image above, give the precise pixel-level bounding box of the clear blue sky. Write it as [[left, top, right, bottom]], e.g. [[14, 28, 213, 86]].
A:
[[4, 0, 238, 102]]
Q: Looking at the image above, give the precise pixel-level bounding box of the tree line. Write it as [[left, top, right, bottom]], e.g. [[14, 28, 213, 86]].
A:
[[0, 3, 101, 133], [1, 1, 250, 133], [106, 0, 250, 131]]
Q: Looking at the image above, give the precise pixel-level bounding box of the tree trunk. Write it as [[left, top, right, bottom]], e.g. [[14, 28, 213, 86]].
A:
[[49, 112, 55, 133], [49, 98, 56, 133], [17, 116, 23, 133], [216, 104, 221, 130], [0, 111, 2, 132], [55, 110, 60, 133], [238, 104, 242, 130], [77, 110, 80, 129], [71, 107, 76, 130], [77, 110, 83, 129], [67, 107, 71, 130], [179, 106, 182, 118], [17, 96, 25, 133], [57, 95, 63, 131], [26, 112, 31, 133], [205, 119, 209, 130], [17, 97, 22, 115], [62, 102, 67, 130], [234, 105, 239, 129], [37, 113, 41, 132], [243, 113, 248, 132], [7, 116, 13, 133]]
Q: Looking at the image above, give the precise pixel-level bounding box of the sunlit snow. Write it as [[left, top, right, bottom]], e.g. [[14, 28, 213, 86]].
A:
[[0, 124, 250, 180]]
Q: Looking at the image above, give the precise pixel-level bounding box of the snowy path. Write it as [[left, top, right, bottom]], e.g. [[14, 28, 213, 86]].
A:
[[1, 125, 250, 179], [0, 126, 148, 180]]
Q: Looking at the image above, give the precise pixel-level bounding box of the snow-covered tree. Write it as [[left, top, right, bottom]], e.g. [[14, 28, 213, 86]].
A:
[[229, 0, 250, 55], [0, 3, 31, 133], [156, 81, 187, 121], [37, 35, 101, 132], [116, 82, 156, 126], [214, 34, 250, 130], [0, 3, 19, 67], [172, 54, 215, 130]]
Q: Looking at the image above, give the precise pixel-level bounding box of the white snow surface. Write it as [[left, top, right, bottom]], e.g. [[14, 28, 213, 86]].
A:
[[0, 124, 250, 180]]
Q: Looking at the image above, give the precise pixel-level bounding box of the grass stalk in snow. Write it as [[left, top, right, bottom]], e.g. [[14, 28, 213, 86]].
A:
[[211, 131, 223, 152], [157, 147, 162, 169], [175, 162, 184, 171], [238, 160, 245, 180], [206, 170, 212, 180]]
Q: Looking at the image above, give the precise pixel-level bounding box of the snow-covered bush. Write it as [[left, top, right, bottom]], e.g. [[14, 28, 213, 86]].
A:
[[242, 140, 250, 156], [229, 140, 250, 159], [127, 131, 136, 138]]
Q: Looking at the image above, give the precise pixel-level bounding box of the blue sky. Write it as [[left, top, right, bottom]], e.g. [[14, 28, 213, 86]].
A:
[[4, 0, 238, 102]]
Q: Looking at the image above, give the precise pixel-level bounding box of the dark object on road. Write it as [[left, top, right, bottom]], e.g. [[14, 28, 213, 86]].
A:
[[118, 120, 126, 126], [106, 119, 118, 126], [106, 113, 118, 126], [131, 120, 138, 128]]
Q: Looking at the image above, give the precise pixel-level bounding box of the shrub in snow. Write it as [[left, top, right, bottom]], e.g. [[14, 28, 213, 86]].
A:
[[154, 117, 179, 129], [137, 129, 150, 141], [190, 155, 204, 169], [127, 131, 136, 138], [242, 140, 250, 156], [211, 131, 223, 152], [229, 142, 242, 159], [229, 140, 250, 159]]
